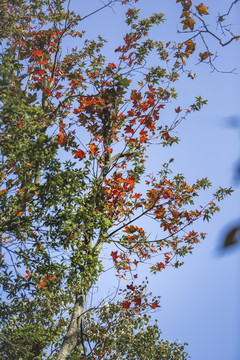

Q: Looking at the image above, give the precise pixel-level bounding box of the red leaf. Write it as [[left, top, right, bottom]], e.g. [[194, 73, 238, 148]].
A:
[[32, 49, 44, 57], [122, 301, 131, 309], [111, 251, 118, 263], [140, 102, 148, 112], [162, 131, 170, 140], [124, 125, 134, 135], [24, 270, 31, 280], [175, 106, 182, 113], [133, 296, 141, 306], [128, 109, 135, 116], [56, 91, 62, 99], [127, 284, 135, 291]]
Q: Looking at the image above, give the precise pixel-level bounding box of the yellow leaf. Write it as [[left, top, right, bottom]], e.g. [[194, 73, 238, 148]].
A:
[[116, 274, 128, 282], [185, 39, 196, 56], [180, 10, 190, 18], [183, 0, 192, 11], [18, 188, 25, 195], [154, 206, 165, 219], [196, 3, 209, 15], [181, 17, 195, 30], [199, 51, 213, 61], [180, 53, 186, 65]]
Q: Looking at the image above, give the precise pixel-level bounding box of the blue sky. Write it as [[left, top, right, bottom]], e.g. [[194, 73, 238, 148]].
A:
[[71, 1, 240, 358]]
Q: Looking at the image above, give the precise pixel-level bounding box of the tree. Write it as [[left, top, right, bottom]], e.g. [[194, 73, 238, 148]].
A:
[[0, 0, 235, 359]]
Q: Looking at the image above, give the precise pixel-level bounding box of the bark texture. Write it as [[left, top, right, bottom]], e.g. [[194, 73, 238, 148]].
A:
[[56, 292, 86, 360]]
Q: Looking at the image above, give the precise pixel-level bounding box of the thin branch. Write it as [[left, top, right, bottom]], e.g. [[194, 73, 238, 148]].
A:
[[219, 0, 239, 18], [80, 0, 116, 21]]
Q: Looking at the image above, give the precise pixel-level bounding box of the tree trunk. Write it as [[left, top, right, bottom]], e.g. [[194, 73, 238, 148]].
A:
[[56, 291, 86, 360]]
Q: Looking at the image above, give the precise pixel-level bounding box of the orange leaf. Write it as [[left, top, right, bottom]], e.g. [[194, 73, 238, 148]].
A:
[[0, 189, 7, 195], [74, 149, 86, 160], [57, 132, 65, 146], [108, 63, 116, 69], [37, 281, 47, 289], [37, 58, 48, 66], [89, 143, 99, 156], [126, 176, 135, 186], [139, 129, 148, 143], [122, 264, 131, 270], [150, 300, 160, 309], [124, 225, 137, 234], [43, 275, 55, 281]]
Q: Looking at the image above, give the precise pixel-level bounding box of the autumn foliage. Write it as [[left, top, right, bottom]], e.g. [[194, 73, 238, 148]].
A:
[[0, 0, 235, 359]]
